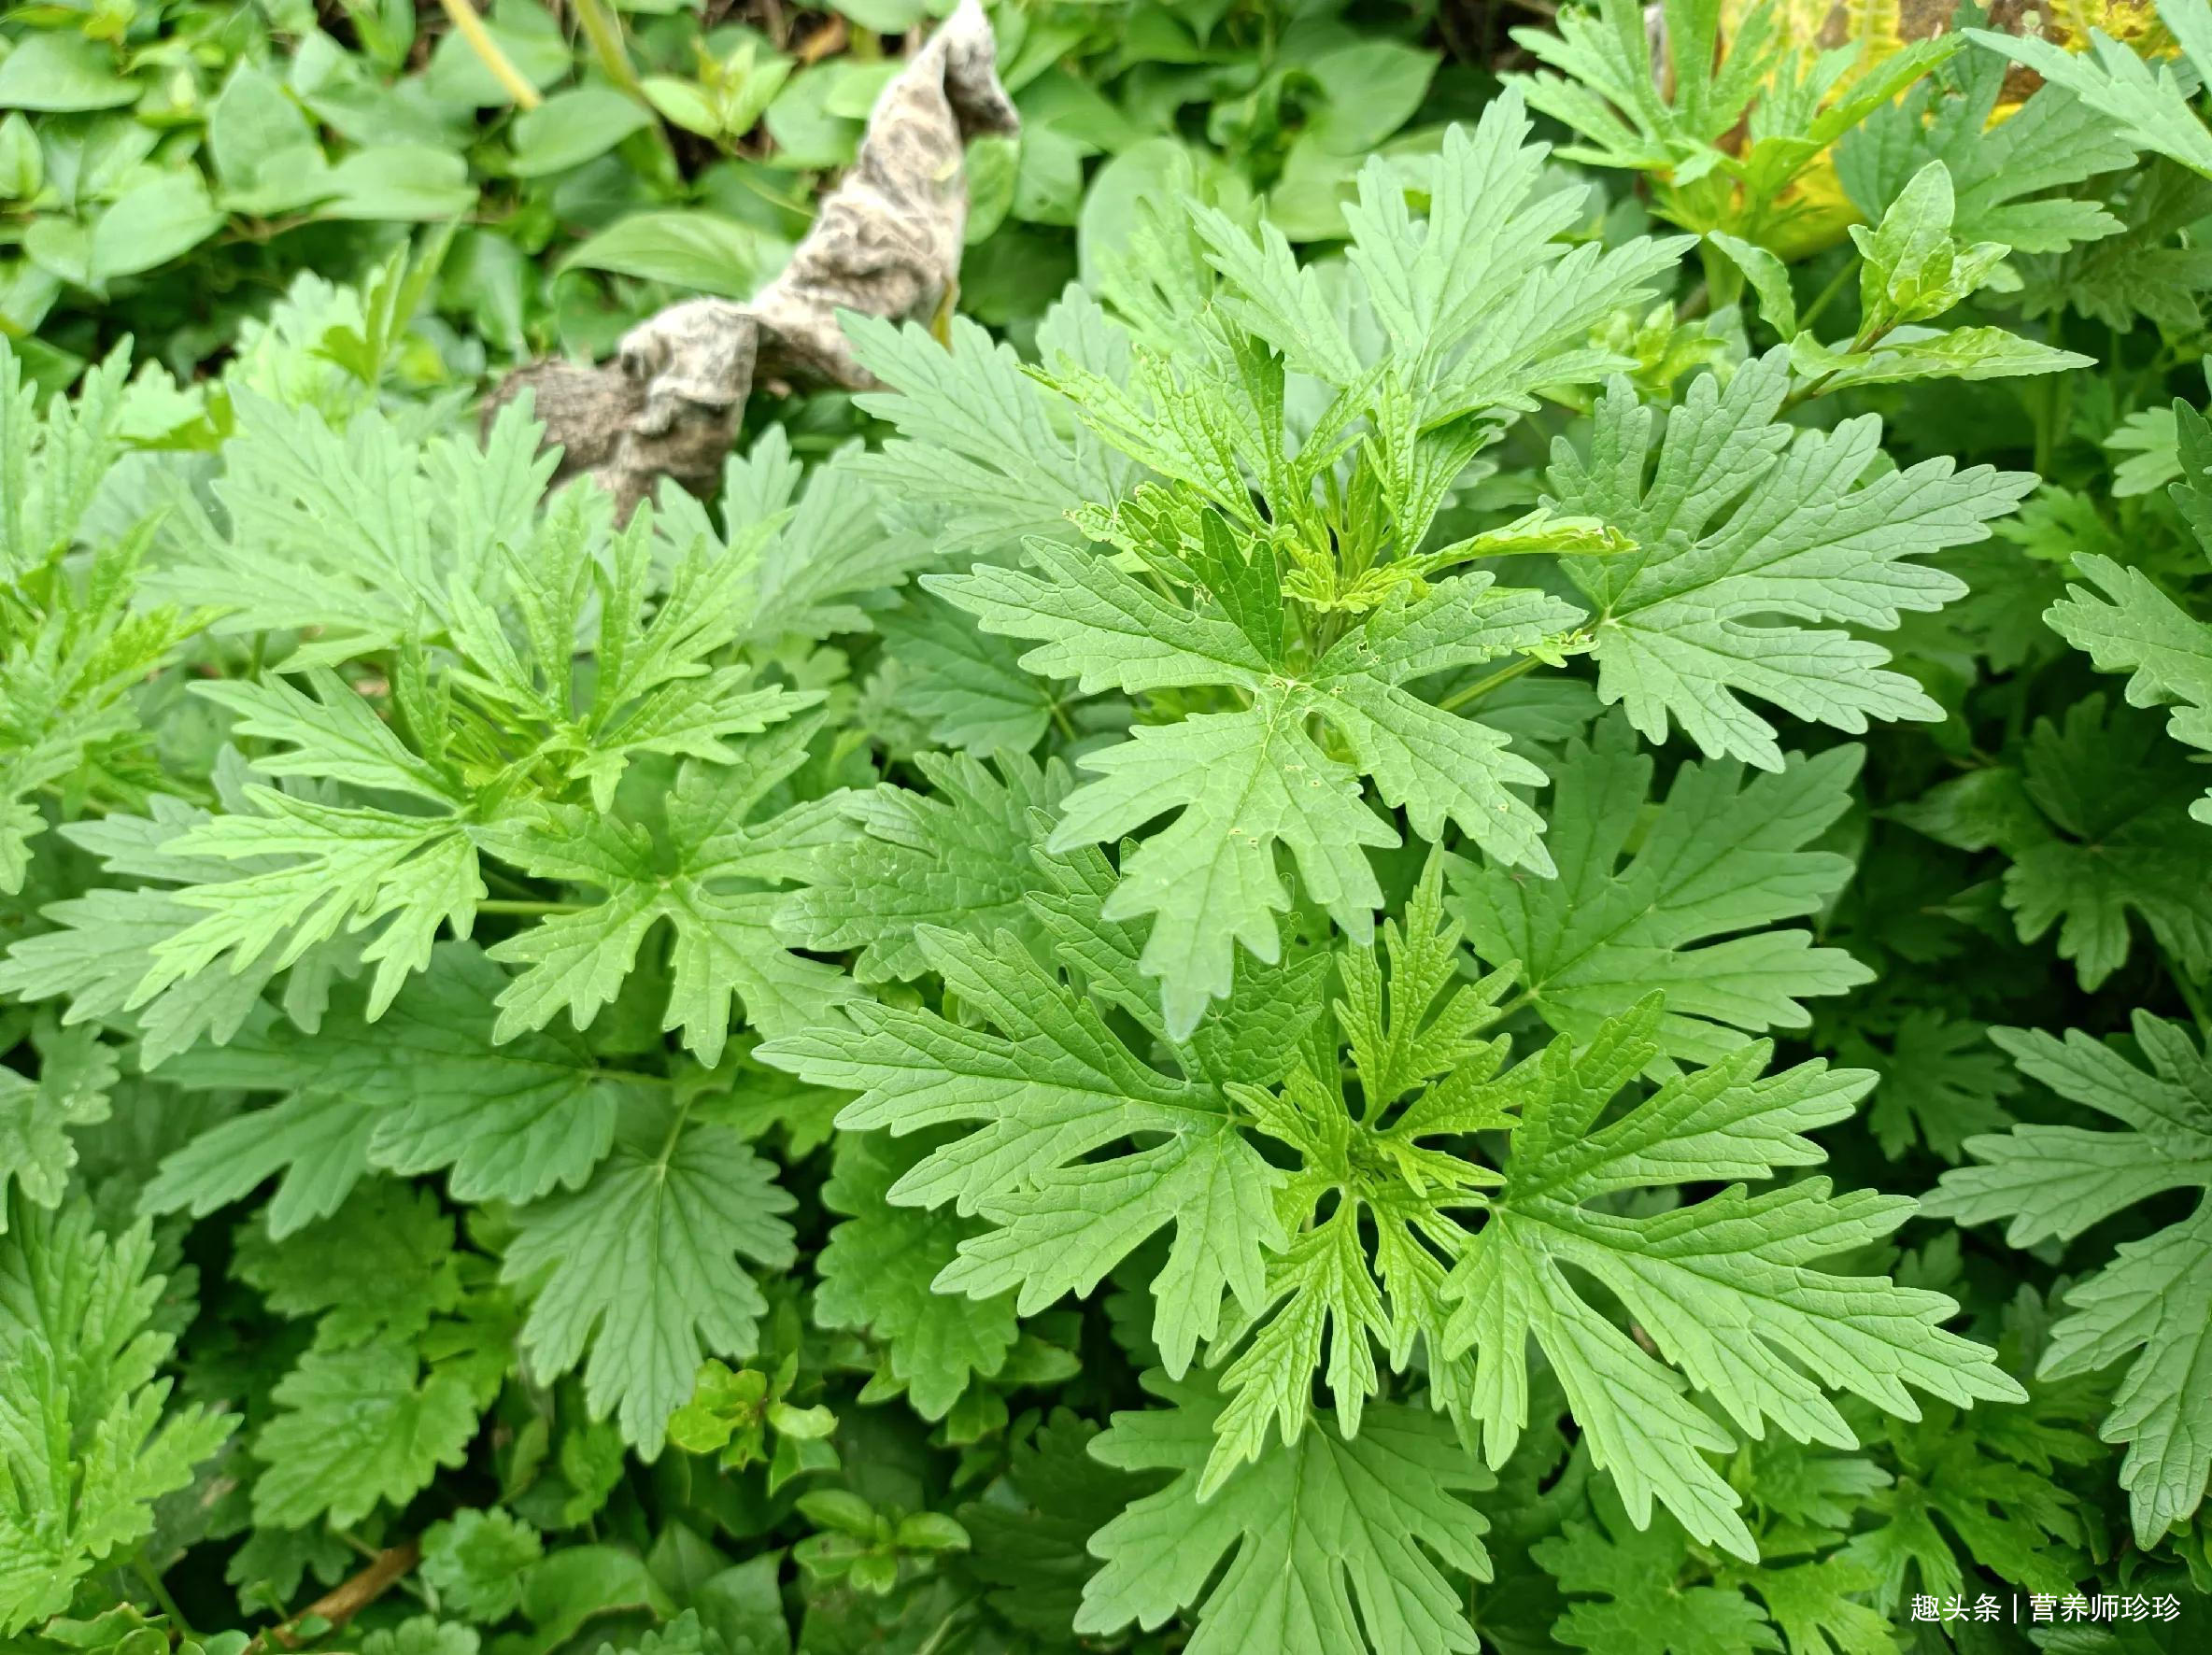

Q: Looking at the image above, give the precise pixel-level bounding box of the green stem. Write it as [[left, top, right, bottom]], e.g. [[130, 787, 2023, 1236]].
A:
[[437, 0, 543, 109], [2171, 961, 2212, 1040], [135, 1557, 192, 1638], [657, 1088, 701, 1162], [2032, 313, 2073, 478], [1780, 320, 1884, 413], [1437, 655, 1540, 714], [475, 898, 584, 915], [573, 0, 645, 99], [337, 1529, 382, 1562], [913, 1600, 977, 1655], [1795, 255, 1859, 335]]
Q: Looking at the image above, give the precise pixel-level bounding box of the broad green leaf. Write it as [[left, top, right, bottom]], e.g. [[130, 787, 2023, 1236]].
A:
[[0, 34, 139, 112], [139, 1086, 379, 1240], [250, 1343, 477, 1527], [763, 843, 1313, 1377], [0, 1202, 234, 1634], [87, 175, 225, 283], [1548, 352, 2034, 769], [1708, 231, 1797, 335], [1790, 327, 2092, 391], [1926, 1011, 2212, 1547], [559, 210, 789, 300], [317, 146, 478, 220], [1439, 997, 2021, 1560], [509, 87, 655, 177], [1452, 713, 1870, 1066], [503, 1109, 796, 1454], [815, 1130, 1019, 1420], [207, 64, 330, 214], [1076, 1370, 1493, 1655], [424, 0, 571, 105]]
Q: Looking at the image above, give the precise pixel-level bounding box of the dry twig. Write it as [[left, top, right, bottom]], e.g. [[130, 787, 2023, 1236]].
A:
[[484, 0, 1016, 517]]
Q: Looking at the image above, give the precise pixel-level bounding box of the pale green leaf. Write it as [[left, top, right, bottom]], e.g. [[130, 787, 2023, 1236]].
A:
[[1441, 997, 2021, 1560], [1549, 353, 2034, 769], [2048, 548, 2212, 827], [1076, 1370, 1493, 1655], [815, 1130, 1019, 1420], [762, 846, 1302, 1378], [1452, 713, 1870, 1066], [503, 1110, 796, 1455], [1926, 1011, 2212, 1546], [0, 1203, 234, 1634], [1967, 14, 2212, 180], [251, 1343, 477, 1527]]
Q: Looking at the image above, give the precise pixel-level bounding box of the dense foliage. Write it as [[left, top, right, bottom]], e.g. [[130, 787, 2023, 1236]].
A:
[[5, 0, 2212, 1650]]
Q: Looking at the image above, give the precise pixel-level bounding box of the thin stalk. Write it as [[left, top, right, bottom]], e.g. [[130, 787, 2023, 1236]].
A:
[[573, 0, 646, 99], [657, 1088, 702, 1162], [2171, 962, 2212, 1040], [1781, 314, 1891, 412], [262, 1539, 423, 1650], [437, 0, 543, 109], [914, 1605, 978, 1655], [594, 1066, 678, 1086], [475, 898, 585, 915], [1438, 654, 1540, 714], [134, 1557, 192, 1636], [2033, 314, 2073, 478], [1795, 255, 1859, 335]]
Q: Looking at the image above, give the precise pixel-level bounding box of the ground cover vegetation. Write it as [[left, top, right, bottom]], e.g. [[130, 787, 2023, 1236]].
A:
[[3, 0, 2212, 1649]]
